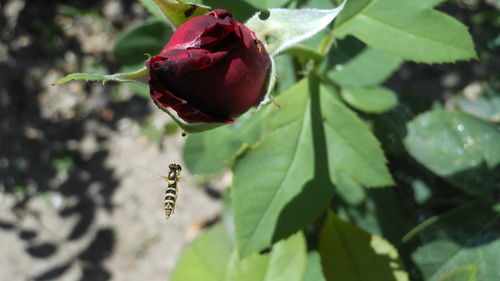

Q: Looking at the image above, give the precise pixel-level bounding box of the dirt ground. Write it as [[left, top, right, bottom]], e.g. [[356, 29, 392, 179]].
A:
[[0, 121, 224, 281], [0, 0, 224, 280]]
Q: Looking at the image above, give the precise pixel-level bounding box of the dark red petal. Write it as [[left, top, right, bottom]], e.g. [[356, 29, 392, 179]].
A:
[[152, 49, 229, 77], [196, 22, 237, 50], [208, 9, 232, 19], [164, 10, 240, 52], [147, 57, 233, 123], [150, 78, 233, 123]]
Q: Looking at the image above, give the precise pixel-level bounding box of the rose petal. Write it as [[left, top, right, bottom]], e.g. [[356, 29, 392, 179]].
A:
[[149, 72, 233, 123], [152, 49, 229, 77]]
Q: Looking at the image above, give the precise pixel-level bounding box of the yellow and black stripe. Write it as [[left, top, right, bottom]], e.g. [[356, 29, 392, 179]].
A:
[[164, 163, 181, 219]]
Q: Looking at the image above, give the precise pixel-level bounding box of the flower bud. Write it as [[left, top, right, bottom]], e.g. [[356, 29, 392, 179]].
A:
[[147, 9, 271, 123]]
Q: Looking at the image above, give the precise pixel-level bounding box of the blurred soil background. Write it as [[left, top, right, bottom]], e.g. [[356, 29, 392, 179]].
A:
[[0, 1, 225, 280], [0, 0, 498, 281]]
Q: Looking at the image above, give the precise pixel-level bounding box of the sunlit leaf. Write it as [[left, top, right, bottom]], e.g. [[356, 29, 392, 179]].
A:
[[232, 78, 393, 257], [327, 47, 403, 86], [409, 0, 449, 10], [153, 0, 211, 28], [341, 86, 398, 113], [336, 172, 366, 206], [303, 251, 327, 281], [224, 232, 307, 281], [319, 211, 409, 281], [404, 108, 500, 195], [201, 0, 258, 21], [334, 0, 477, 63], [170, 223, 232, 281], [183, 110, 269, 176]]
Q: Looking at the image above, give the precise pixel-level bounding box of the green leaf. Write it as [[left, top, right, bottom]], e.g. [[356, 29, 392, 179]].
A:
[[273, 54, 298, 94], [280, 45, 324, 64], [303, 0, 342, 9], [224, 232, 307, 281], [319, 211, 409, 281], [319, 86, 394, 189], [112, 18, 172, 66], [183, 111, 269, 176], [201, 0, 258, 21], [336, 172, 366, 206], [153, 0, 211, 29], [303, 251, 327, 281], [247, 0, 290, 10], [341, 86, 398, 113], [438, 265, 478, 281], [409, 0, 449, 10], [54, 67, 148, 86], [183, 132, 226, 176], [245, 3, 346, 56], [125, 82, 150, 99], [404, 108, 500, 195], [335, 187, 413, 243], [452, 83, 500, 123], [170, 223, 232, 281], [334, 0, 477, 63], [138, 0, 165, 20], [402, 199, 499, 281], [232, 78, 393, 257], [327, 47, 403, 86]]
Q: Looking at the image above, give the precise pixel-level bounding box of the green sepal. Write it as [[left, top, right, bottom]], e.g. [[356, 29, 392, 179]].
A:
[[152, 0, 211, 29], [153, 100, 227, 134], [53, 66, 149, 86]]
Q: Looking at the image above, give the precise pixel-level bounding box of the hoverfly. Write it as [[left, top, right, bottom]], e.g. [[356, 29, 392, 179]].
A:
[[164, 163, 182, 219], [184, 4, 198, 18]]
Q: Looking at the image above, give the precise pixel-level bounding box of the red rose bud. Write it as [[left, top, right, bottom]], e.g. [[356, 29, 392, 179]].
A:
[[147, 9, 271, 123]]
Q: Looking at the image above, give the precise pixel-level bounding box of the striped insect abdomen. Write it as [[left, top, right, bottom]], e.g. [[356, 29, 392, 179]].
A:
[[164, 182, 177, 219]]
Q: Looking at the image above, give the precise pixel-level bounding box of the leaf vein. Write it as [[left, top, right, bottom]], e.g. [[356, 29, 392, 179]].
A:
[[323, 115, 388, 182], [242, 99, 311, 255], [356, 13, 468, 55]]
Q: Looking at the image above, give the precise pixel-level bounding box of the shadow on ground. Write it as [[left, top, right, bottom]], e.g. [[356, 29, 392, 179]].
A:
[[0, 0, 151, 280]]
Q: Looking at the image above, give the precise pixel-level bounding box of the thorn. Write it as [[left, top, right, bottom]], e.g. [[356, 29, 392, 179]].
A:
[[255, 40, 263, 53]]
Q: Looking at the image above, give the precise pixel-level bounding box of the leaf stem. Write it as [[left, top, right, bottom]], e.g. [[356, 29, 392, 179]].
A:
[[280, 46, 324, 64]]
